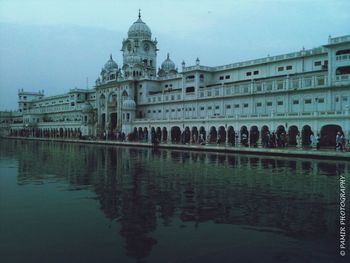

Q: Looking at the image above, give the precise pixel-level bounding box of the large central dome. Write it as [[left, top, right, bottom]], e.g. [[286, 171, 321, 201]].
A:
[[128, 11, 152, 39]]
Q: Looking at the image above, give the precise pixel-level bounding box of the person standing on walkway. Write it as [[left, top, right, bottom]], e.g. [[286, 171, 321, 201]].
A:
[[199, 134, 205, 145], [266, 131, 270, 148], [296, 132, 301, 148], [232, 131, 236, 147], [193, 133, 197, 144], [316, 133, 320, 150], [241, 133, 248, 147], [217, 134, 222, 145], [336, 132, 341, 150], [340, 133, 345, 151], [310, 133, 316, 148], [270, 132, 276, 148], [280, 132, 286, 147]]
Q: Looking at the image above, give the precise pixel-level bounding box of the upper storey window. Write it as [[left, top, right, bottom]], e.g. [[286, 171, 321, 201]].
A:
[[314, 60, 328, 69], [186, 87, 195, 93], [336, 66, 350, 75], [286, 65, 292, 70], [278, 66, 284, 72], [186, 75, 195, 81], [336, 49, 350, 55], [246, 72, 252, 76], [253, 70, 259, 75]]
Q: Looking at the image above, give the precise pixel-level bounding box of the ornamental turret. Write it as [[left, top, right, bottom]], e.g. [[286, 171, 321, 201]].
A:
[[95, 54, 119, 85], [158, 53, 178, 77], [121, 10, 158, 79]]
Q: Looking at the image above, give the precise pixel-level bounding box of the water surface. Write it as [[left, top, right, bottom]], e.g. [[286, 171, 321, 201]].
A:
[[0, 139, 349, 263]]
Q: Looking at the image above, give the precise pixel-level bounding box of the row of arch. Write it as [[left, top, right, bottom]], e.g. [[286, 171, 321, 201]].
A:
[[8, 124, 345, 147], [129, 124, 344, 147], [10, 128, 82, 138]]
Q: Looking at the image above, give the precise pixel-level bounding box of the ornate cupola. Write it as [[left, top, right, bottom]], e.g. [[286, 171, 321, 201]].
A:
[[121, 10, 158, 79], [158, 53, 178, 77], [96, 54, 119, 85]]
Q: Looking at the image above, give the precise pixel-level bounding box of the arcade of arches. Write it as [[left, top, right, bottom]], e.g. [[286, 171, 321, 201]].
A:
[[10, 127, 82, 138], [8, 123, 346, 148], [131, 123, 345, 147]]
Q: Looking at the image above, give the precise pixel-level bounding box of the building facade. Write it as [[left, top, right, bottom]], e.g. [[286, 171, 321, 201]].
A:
[[1, 12, 350, 146]]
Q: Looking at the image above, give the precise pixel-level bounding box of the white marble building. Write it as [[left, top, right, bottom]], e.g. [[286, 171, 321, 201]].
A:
[[2, 12, 350, 147]]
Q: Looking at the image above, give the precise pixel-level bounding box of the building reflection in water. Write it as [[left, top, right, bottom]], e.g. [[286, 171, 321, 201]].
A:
[[1, 140, 349, 261]]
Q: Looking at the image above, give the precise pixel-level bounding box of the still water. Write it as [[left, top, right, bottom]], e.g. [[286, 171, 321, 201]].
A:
[[0, 139, 349, 263]]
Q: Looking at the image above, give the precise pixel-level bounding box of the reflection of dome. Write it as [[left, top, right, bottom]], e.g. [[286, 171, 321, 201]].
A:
[[161, 53, 176, 71], [104, 55, 118, 71], [82, 101, 93, 113], [128, 11, 152, 39], [122, 97, 136, 110]]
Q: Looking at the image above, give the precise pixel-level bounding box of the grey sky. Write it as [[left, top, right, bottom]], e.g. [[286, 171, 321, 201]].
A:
[[0, 0, 349, 110]]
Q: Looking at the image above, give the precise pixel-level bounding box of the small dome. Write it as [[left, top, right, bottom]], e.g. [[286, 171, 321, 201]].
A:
[[161, 53, 176, 72], [104, 55, 118, 71], [122, 97, 136, 110], [100, 67, 106, 75], [128, 11, 152, 39], [82, 101, 93, 113]]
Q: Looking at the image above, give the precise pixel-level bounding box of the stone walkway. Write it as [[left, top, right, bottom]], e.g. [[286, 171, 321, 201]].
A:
[[3, 136, 350, 161]]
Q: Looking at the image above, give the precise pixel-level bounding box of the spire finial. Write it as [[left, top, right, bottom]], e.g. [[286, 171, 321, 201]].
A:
[[167, 53, 170, 59], [110, 54, 112, 59], [138, 9, 141, 19]]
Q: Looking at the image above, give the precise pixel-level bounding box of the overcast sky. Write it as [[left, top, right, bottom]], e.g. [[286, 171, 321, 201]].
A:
[[0, 0, 349, 110]]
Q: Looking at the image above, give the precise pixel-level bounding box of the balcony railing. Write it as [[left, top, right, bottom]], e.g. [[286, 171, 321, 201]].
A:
[[133, 110, 347, 124], [336, 54, 350, 61], [329, 35, 350, 44], [336, 74, 350, 82], [195, 74, 328, 100], [143, 73, 331, 104]]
